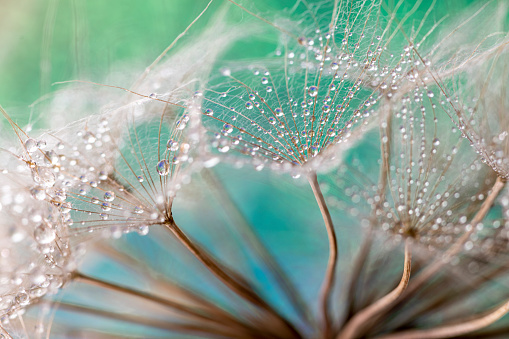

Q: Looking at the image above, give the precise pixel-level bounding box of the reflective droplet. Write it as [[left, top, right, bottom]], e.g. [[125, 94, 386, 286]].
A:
[[104, 191, 115, 202], [308, 86, 318, 97], [98, 171, 108, 181], [245, 102, 253, 110], [137, 225, 149, 236], [25, 138, 38, 153], [167, 139, 179, 151], [32, 167, 56, 188], [101, 202, 112, 212], [156, 160, 170, 176], [218, 145, 230, 153], [34, 223, 56, 245], [30, 186, 46, 201], [222, 123, 233, 134]]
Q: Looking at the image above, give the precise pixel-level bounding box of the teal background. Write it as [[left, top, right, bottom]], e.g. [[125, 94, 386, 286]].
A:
[[1, 0, 508, 337]]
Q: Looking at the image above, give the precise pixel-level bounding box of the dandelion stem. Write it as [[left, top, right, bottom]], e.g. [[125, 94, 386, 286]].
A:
[[164, 219, 302, 339], [308, 171, 337, 339], [93, 242, 254, 331], [378, 298, 509, 339], [343, 229, 373, 323], [73, 271, 224, 324], [403, 176, 506, 298], [337, 240, 412, 339], [202, 168, 313, 327], [56, 301, 249, 338], [0, 326, 13, 339]]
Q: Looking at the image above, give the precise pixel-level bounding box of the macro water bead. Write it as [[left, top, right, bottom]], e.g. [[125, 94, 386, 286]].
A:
[[308, 86, 318, 97], [156, 159, 170, 176]]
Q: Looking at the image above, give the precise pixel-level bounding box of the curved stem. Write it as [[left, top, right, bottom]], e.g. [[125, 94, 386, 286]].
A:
[[342, 230, 374, 324], [337, 240, 412, 339], [378, 299, 509, 339], [403, 177, 505, 298], [308, 171, 338, 339], [56, 302, 244, 338], [165, 219, 302, 339], [74, 272, 219, 323], [93, 242, 250, 330], [202, 168, 313, 327]]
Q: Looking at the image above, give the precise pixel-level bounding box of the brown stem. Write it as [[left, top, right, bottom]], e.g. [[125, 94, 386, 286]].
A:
[[56, 302, 252, 339], [308, 171, 338, 339], [343, 230, 374, 324], [337, 240, 412, 339], [378, 299, 509, 339], [0, 326, 13, 339], [202, 168, 312, 326], [74, 272, 220, 324], [403, 177, 505, 298], [93, 242, 254, 332], [164, 219, 302, 339]]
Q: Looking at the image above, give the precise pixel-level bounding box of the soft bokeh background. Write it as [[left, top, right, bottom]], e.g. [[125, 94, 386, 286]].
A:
[[0, 0, 506, 337]]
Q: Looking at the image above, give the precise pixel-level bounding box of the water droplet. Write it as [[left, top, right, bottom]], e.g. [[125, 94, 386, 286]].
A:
[[32, 167, 56, 188], [218, 145, 230, 153], [101, 202, 112, 211], [98, 171, 108, 181], [167, 139, 179, 151], [34, 223, 56, 244], [30, 186, 46, 200], [83, 132, 96, 144], [308, 86, 318, 97], [134, 206, 144, 214], [245, 102, 253, 110], [25, 138, 38, 153], [222, 123, 233, 134], [156, 160, 170, 176], [104, 191, 115, 202], [261, 77, 268, 84], [205, 109, 214, 116], [137, 225, 149, 236]]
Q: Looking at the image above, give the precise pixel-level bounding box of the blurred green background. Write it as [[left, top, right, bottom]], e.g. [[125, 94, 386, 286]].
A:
[[0, 0, 488, 127]]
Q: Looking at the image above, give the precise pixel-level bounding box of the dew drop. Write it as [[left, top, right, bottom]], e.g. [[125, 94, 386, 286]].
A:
[[30, 186, 46, 201], [218, 145, 230, 153], [222, 123, 233, 134], [308, 86, 318, 97], [104, 191, 115, 202], [34, 223, 56, 245], [101, 202, 112, 212], [156, 159, 170, 176], [167, 139, 179, 151], [25, 138, 38, 153]]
